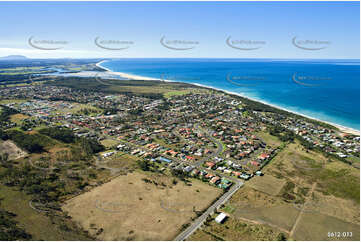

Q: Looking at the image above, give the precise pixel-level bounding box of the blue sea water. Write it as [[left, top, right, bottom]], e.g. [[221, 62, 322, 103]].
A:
[[100, 59, 360, 131]]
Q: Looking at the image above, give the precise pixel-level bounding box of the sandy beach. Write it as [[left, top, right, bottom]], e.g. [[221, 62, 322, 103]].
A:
[[96, 60, 160, 81], [95, 60, 360, 136]]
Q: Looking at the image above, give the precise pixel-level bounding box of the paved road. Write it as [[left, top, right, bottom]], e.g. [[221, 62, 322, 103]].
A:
[[174, 181, 243, 241], [193, 124, 224, 167]]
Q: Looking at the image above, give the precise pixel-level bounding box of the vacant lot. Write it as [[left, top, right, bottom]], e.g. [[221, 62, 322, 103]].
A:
[[256, 132, 282, 148], [164, 88, 206, 98], [187, 228, 219, 241], [223, 186, 298, 233], [293, 212, 360, 241], [264, 141, 360, 204], [188, 215, 283, 241], [105, 153, 140, 171], [309, 190, 360, 225], [63, 171, 222, 240], [247, 174, 286, 196], [262, 141, 360, 239], [264, 141, 328, 175], [100, 139, 119, 149], [10, 113, 30, 124], [52, 103, 102, 115]]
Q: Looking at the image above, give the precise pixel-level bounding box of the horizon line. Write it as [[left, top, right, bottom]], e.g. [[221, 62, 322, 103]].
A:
[[0, 56, 360, 61]]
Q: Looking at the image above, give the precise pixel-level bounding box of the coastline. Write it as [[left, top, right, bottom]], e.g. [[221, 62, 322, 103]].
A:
[[96, 60, 161, 81], [95, 60, 360, 136]]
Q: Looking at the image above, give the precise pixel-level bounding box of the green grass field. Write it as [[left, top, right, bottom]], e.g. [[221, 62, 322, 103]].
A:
[[256, 131, 282, 148]]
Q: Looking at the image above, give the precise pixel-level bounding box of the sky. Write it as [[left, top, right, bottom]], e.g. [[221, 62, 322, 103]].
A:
[[0, 1, 359, 59]]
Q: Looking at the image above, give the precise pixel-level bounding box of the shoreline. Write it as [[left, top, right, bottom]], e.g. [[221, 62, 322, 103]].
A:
[[96, 60, 161, 81], [95, 60, 360, 136]]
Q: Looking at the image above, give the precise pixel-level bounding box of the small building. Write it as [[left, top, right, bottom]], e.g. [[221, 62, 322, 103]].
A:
[[259, 153, 269, 160], [205, 173, 214, 179], [102, 151, 115, 158], [191, 169, 200, 177], [255, 171, 263, 176], [200, 170, 208, 177], [336, 152, 347, 158], [215, 212, 227, 223], [240, 173, 251, 180], [219, 178, 232, 188], [205, 161, 216, 169], [223, 169, 232, 174], [183, 165, 194, 173], [232, 171, 241, 177], [210, 176, 221, 185], [216, 166, 226, 171], [158, 157, 172, 163]]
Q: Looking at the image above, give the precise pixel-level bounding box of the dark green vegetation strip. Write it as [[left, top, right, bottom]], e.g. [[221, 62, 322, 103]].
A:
[[47, 76, 196, 99], [39, 127, 76, 143], [5, 130, 53, 153], [0, 105, 19, 123]]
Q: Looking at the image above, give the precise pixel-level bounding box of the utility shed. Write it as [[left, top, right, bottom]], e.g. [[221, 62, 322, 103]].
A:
[[215, 212, 227, 224]]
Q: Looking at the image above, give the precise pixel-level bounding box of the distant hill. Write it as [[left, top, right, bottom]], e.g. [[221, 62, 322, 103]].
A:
[[0, 55, 28, 60]]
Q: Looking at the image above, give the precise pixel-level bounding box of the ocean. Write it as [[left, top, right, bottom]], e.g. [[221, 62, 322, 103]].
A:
[[99, 58, 360, 131]]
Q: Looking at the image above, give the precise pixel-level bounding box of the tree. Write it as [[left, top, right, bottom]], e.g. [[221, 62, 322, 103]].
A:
[[137, 160, 150, 171], [78, 137, 104, 156], [276, 233, 287, 241], [39, 127, 75, 143], [5, 130, 44, 153]]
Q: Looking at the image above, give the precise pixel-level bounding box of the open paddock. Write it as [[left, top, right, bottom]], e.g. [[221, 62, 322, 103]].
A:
[[189, 216, 283, 241], [293, 212, 360, 241], [63, 171, 222, 240], [246, 174, 286, 196]]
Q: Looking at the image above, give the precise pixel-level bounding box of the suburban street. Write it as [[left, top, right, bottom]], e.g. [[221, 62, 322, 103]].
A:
[[194, 123, 224, 166]]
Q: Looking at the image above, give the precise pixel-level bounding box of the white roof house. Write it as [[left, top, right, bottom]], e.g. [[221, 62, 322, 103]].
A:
[[255, 171, 263, 176], [215, 212, 227, 223]]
